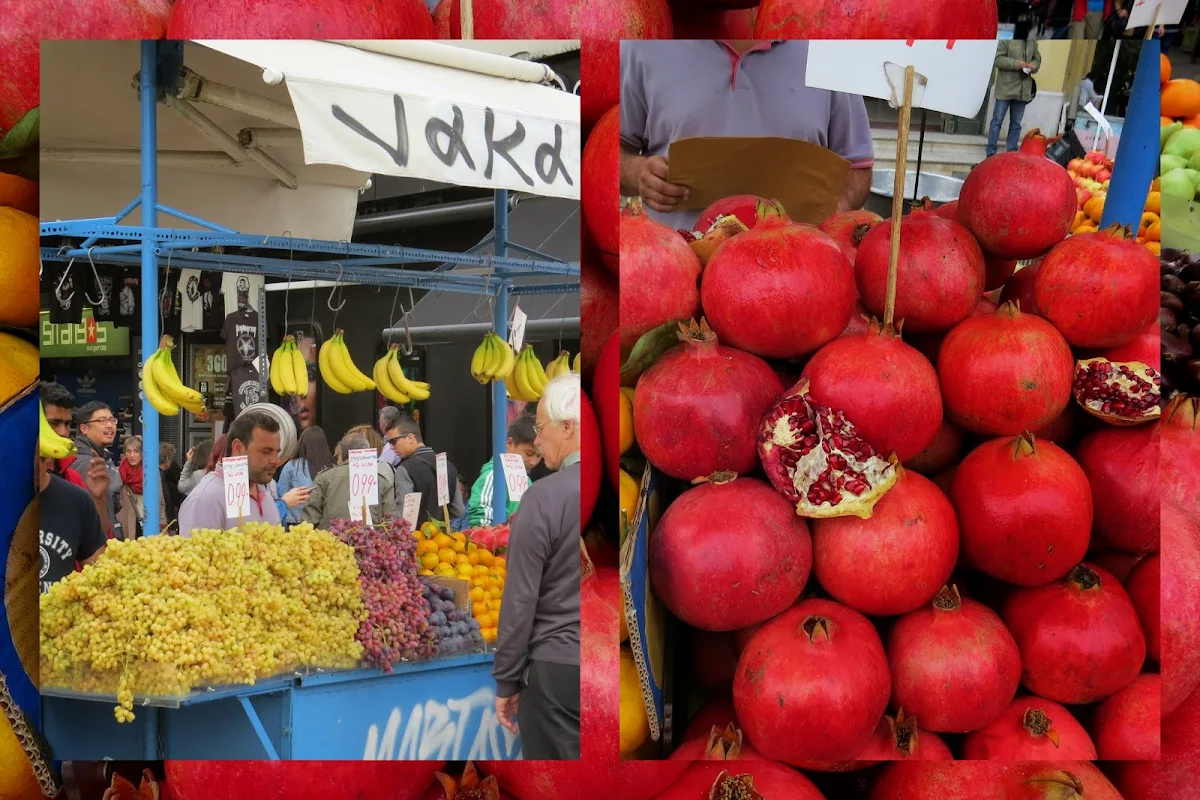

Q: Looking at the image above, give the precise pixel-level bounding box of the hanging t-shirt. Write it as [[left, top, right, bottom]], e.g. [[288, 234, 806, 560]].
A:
[[88, 264, 117, 323], [223, 308, 260, 366], [179, 269, 204, 332], [222, 273, 264, 316], [200, 270, 224, 330], [159, 270, 182, 336], [114, 270, 141, 330], [39, 474, 107, 593], [227, 363, 264, 416], [45, 261, 83, 325]]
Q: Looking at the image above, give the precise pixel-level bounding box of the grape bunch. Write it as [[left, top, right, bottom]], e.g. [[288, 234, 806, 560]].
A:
[[420, 579, 484, 657], [332, 517, 437, 672], [1162, 247, 1200, 397]]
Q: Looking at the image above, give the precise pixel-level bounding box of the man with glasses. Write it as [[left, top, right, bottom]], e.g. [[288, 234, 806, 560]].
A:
[[41, 382, 113, 536], [384, 416, 463, 526], [71, 401, 125, 539]]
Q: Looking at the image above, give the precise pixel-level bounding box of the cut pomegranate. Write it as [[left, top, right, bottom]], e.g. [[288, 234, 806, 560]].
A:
[[1072, 358, 1161, 425], [688, 214, 748, 267], [758, 378, 898, 519]]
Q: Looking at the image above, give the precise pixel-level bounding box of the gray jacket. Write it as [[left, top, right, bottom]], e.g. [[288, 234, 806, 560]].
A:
[[177, 462, 207, 495], [993, 40, 1041, 102], [491, 459, 581, 699], [1069, 77, 1103, 120], [301, 463, 398, 529], [71, 436, 122, 536]]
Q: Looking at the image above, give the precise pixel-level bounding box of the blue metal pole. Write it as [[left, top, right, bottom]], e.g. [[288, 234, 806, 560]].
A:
[[140, 40, 161, 536], [1099, 40, 1158, 230], [490, 190, 511, 525]]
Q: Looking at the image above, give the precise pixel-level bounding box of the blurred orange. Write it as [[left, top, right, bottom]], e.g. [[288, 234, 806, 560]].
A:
[[0, 173, 35, 215], [0, 208, 38, 326]]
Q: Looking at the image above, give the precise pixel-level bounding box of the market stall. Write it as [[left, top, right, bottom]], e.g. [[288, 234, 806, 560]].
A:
[[38, 38, 580, 761]]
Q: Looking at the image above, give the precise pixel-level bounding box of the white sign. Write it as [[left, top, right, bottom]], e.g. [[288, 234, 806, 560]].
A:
[[222, 455, 250, 520], [1128, 0, 1185, 28], [402, 493, 422, 529], [436, 452, 450, 508], [1084, 102, 1115, 141], [498, 453, 530, 503], [348, 448, 380, 506], [348, 499, 372, 525], [805, 40, 996, 119], [509, 305, 528, 353]]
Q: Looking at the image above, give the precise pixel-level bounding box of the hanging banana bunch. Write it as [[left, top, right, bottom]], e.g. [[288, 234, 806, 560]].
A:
[[572, 352, 581, 374], [39, 402, 76, 459], [469, 332, 517, 384], [269, 335, 311, 397], [505, 345, 549, 403], [141, 335, 206, 417], [375, 345, 431, 403], [544, 350, 573, 379], [318, 331, 376, 395]]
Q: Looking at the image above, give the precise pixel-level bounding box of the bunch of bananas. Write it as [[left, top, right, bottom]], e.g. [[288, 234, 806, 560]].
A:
[[374, 345, 431, 403], [39, 402, 76, 459], [544, 350, 573, 379], [142, 336, 205, 417], [504, 345, 549, 403], [269, 336, 311, 397], [470, 332, 516, 384], [318, 331, 376, 395]]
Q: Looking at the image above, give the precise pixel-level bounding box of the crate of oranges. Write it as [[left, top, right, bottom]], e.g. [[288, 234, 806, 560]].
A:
[[413, 525, 507, 645]]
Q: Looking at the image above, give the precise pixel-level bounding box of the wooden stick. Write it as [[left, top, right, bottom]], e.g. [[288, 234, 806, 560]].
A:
[[443, 505, 453, 533], [1145, 4, 1161, 39], [461, 0, 474, 39], [884, 65, 916, 330]]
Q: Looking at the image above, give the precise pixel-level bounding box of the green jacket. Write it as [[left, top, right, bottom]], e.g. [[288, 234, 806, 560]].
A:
[[467, 460, 520, 527], [994, 40, 1041, 103]]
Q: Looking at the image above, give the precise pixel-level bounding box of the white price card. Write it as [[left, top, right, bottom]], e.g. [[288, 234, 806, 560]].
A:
[[499, 453, 530, 502], [348, 448, 380, 506], [222, 455, 250, 519], [509, 305, 528, 353], [1128, 0, 1185, 28], [805, 40, 996, 119], [348, 499, 372, 524], [436, 452, 450, 508], [402, 493, 422, 529]]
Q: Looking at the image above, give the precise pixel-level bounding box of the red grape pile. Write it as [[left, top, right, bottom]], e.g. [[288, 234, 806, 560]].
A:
[[420, 578, 485, 657], [330, 517, 436, 672]]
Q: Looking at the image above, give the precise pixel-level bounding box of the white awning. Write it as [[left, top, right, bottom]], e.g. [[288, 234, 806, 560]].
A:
[[197, 39, 581, 201]]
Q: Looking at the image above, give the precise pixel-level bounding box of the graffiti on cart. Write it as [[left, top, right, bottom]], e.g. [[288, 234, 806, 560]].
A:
[[363, 686, 522, 761]]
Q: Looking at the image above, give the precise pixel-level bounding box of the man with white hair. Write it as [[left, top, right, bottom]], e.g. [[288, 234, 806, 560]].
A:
[[491, 373, 582, 759]]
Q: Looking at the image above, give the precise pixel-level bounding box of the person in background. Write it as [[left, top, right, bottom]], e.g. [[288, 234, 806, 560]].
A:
[[38, 443, 106, 593], [277, 425, 334, 524], [385, 416, 464, 525], [71, 400, 124, 539], [117, 436, 167, 539], [41, 382, 111, 535], [1067, 70, 1104, 132], [347, 421, 416, 500], [468, 415, 541, 528], [378, 406, 404, 467], [160, 442, 182, 535], [492, 373, 583, 758], [301, 431, 397, 528], [986, 32, 1041, 158], [451, 476, 472, 531], [177, 413, 282, 535], [178, 439, 213, 496], [1070, 0, 1126, 38]]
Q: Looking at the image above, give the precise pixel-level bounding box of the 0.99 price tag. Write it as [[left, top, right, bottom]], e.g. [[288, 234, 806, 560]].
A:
[[223, 455, 250, 519], [436, 452, 450, 508], [348, 448, 380, 506], [499, 453, 529, 502]]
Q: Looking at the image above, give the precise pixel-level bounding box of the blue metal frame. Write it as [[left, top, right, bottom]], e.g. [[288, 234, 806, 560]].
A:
[[40, 40, 580, 533], [1099, 40, 1158, 230]]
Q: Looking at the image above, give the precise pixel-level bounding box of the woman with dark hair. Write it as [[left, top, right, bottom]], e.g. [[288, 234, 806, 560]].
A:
[[277, 425, 333, 524], [178, 438, 214, 496]]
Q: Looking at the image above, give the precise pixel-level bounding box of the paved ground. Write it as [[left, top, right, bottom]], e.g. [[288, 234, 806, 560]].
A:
[[1171, 47, 1200, 81]]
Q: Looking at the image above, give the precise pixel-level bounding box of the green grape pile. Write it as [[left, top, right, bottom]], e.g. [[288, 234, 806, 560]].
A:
[[40, 521, 366, 723]]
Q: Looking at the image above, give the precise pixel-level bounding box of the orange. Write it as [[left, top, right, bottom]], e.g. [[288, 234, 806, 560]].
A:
[[1162, 52, 1171, 85], [1140, 212, 1160, 237], [451, 539, 466, 554], [1146, 241, 1161, 256], [1146, 192, 1161, 215], [0, 208, 38, 326], [0, 332, 37, 407], [0, 716, 41, 800], [469, 587, 485, 603], [619, 647, 649, 755], [618, 387, 635, 455], [467, 551, 480, 566], [1070, 210, 1085, 231], [1161, 79, 1200, 119], [476, 549, 494, 567], [1164, 115, 1178, 127], [619, 469, 639, 527], [1083, 196, 1105, 224], [477, 612, 493, 629], [1146, 222, 1161, 242], [419, 552, 439, 570], [0, 173, 36, 215], [437, 547, 456, 564], [433, 533, 452, 549], [1153, 177, 1162, 192], [494, 557, 506, 570], [1186, 115, 1200, 129], [1075, 223, 1099, 235]]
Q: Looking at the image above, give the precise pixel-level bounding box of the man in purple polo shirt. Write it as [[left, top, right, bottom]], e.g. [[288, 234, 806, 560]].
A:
[[620, 40, 875, 232], [177, 410, 283, 535]]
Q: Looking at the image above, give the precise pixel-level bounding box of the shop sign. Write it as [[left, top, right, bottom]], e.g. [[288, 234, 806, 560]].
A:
[[39, 310, 130, 357]]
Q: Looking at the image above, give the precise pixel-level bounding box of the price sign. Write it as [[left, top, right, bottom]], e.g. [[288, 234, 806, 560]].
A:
[[499, 453, 530, 502], [222, 455, 250, 519], [436, 452, 450, 508], [1128, 0, 1185, 28], [402, 493, 422, 529], [509, 305, 528, 353], [348, 499, 372, 524], [348, 448, 380, 506]]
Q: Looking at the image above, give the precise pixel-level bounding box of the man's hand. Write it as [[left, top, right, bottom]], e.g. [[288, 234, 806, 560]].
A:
[[187, 447, 195, 462], [636, 155, 689, 213], [496, 693, 519, 734], [84, 457, 110, 499]]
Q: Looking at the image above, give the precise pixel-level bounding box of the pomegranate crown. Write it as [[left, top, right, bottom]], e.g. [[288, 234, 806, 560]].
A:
[[1163, 394, 1200, 432]]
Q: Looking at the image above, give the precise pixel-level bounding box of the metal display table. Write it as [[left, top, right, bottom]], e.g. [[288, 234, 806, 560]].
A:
[[42, 652, 521, 761]]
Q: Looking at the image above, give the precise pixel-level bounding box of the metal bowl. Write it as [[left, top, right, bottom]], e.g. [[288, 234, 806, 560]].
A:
[[866, 169, 964, 217], [239, 402, 298, 462]]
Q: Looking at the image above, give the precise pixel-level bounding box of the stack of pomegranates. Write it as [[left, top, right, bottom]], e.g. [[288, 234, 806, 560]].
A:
[[613, 146, 1171, 798]]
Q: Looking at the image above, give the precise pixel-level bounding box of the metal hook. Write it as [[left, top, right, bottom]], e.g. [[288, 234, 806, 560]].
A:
[[398, 307, 414, 356], [55, 258, 76, 304], [83, 247, 107, 306], [327, 264, 346, 312]]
